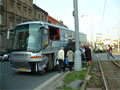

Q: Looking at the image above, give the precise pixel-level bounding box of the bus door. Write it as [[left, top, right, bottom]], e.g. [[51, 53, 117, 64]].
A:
[[42, 27, 49, 49]]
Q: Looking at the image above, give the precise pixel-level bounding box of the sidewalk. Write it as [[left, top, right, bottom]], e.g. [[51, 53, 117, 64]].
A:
[[34, 66, 90, 90], [34, 72, 69, 90]]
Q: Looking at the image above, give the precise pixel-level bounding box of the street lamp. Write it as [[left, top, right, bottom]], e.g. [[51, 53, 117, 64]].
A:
[[73, 0, 82, 71]]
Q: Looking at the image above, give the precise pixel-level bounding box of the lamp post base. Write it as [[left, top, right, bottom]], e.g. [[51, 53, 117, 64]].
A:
[[74, 50, 82, 71]]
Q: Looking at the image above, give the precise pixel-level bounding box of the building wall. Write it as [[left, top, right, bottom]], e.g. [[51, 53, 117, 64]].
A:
[[33, 4, 48, 22], [48, 16, 68, 28], [6, 0, 33, 29], [0, 0, 68, 53], [56, 20, 68, 28], [48, 15, 57, 25], [0, 0, 33, 53]]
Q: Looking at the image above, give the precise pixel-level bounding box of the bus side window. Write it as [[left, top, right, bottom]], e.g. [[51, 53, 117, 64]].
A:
[[49, 27, 60, 40]]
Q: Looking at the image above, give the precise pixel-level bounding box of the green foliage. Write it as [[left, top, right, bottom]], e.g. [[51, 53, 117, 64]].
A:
[[58, 65, 88, 90], [88, 76, 96, 83], [64, 69, 88, 84]]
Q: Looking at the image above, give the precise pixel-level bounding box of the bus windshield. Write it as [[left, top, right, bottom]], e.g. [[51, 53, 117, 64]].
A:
[[12, 24, 42, 52]]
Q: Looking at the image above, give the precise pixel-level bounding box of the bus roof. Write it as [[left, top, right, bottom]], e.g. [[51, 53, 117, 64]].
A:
[[16, 21, 85, 35]]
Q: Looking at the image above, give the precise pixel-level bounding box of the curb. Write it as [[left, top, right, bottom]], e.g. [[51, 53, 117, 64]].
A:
[[81, 66, 91, 90], [34, 72, 69, 90]]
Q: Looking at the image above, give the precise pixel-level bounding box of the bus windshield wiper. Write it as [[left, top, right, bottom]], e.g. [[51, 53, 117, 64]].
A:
[[11, 48, 26, 52]]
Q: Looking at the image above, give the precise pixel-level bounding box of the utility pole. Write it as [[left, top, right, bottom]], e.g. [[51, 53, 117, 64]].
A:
[[90, 16, 93, 50], [73, 0, 82, 71], [118, 16, 119, 52]]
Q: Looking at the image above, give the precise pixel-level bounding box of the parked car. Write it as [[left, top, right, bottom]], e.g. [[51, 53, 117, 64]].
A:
[[0, 50, 11, 61], [2, 53, 10, 61]]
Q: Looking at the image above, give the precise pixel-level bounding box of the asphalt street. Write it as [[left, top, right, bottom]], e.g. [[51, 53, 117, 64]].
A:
[[0, 53, 119, 90], [96, 53, 120, 60], [0, 61, 58, 90]]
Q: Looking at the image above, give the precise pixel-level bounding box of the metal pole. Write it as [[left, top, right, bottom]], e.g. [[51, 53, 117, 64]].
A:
[[118, 18, 119, 52], [90, 16, 93, 51], [73, 0, 82, 71]]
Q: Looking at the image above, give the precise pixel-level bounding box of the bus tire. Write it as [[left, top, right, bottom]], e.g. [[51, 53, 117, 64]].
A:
[[45, 54, 54, 71]]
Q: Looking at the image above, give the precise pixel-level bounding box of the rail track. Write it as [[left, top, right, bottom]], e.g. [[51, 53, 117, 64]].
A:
[[98, 60, 120, 90]]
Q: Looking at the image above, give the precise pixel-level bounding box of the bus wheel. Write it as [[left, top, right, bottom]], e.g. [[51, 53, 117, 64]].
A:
[[29, 62, 36, 73], [45, 54, 54, 71]]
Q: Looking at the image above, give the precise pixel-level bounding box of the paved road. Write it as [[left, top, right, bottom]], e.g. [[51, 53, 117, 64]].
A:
[[96, 53, 120, 60], [0, 61, 58, 90]]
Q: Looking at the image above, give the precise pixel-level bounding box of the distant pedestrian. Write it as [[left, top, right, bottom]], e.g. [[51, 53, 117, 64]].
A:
[[106, 45, 109, 58], [85, 46, 92, 66], [80, 46, 86, 64], [107, 45, 115, 59], [58, 47, 65, 73], [66, 48, 74, 71], [98, 46, 100, 53]]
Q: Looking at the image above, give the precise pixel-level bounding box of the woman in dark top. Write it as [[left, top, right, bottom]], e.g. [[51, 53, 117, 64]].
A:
[[85, 46, 92, 66]]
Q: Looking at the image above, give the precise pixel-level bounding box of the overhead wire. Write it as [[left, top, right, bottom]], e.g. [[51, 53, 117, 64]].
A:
[[102, 0, 107, 21], [100, 0, 107, 39]]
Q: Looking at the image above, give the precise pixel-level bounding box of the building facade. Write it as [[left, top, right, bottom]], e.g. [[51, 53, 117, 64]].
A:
[[48, 15, 57, 25], [0, 0, 68, 53], [0, 0, 33, 53], [33, 4, 48, 21], [48, 15, 68, 28], [56, 20, 68, 28]]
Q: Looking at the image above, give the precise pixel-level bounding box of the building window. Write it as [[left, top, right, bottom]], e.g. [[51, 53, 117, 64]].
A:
[[34, 10, 37, 17], [28, 9, 31, 17], [16, 17, 21, 24], [0, 0, 3, 5], [10, 2, 14, 12], [38, 14, 40, 20], [42, 15, 44, 21], [23, 18, 27, 22], [23, 7, 26, 17], [23, 0, 26, 3], [28, 0, 31, 6], [0, 14, 3, 24], [48, 20, 51, 23], [9, 21, 14, 29], [17, 6, 21, 15]]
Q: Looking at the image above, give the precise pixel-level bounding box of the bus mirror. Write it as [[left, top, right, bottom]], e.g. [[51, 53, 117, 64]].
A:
[[38, 26, 44, 32], [38, 25, 48, 32], [7, 28, 15, 39], [7, 30, 10, 40]]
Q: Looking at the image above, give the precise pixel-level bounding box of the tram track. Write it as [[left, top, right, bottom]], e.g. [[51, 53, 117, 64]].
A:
[[99, 60, 120, 90], [111, 60, 120, 68]]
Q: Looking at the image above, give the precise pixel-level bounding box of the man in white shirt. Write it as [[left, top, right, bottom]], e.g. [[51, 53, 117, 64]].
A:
[[58, 47, 65, 73]]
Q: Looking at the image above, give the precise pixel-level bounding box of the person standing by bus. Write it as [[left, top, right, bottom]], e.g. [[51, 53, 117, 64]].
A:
[[66, 48, 74, 71], [107, 45, 115, 59], [85, 46, 92, 66], [58, 47, 65, 73], [80, 46, 86, 64]]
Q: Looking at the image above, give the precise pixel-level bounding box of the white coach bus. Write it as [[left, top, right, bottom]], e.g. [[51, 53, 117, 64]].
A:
[[7, 21, 87, 73]]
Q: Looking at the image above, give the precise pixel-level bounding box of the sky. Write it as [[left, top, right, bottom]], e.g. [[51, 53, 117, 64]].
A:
[[33, 0, 120, 42]]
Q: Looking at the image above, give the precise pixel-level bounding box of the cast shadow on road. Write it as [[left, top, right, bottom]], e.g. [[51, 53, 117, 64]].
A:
[[15, 70, 57, 76]]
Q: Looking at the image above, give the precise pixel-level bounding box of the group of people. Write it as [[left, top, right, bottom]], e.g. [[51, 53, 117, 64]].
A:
[[80, 46, 92, 66], [57, 44, 115, 73], [57, 45, 92, 73], [57, 47, 74, 73]]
